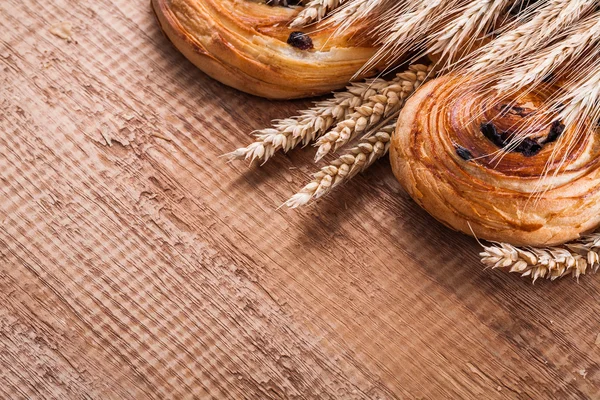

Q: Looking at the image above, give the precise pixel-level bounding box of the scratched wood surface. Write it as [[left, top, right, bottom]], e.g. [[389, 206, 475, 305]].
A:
[[2, 1, 600, 399]]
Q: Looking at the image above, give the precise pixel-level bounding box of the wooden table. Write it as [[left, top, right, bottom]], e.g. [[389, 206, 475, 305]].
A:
[[2, 1, 600, 398]]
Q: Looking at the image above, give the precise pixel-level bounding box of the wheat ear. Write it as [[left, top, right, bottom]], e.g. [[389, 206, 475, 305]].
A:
[[468, 0, 595, 75], [290, 0, 348, 27], [557, 66, 600, 129], [314, 63, 431, 161], [427, 0, 513, 66], [226, 79, 391, 164], [495, 11, 600, 94], [326, 0, 396, 32], [358, 0, 462, 74], [285, 123, 395, 208], [480, 234, 600, 282]]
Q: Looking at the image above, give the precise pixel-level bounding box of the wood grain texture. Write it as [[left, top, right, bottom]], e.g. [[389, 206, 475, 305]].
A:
[[1, 1, 600, 398]]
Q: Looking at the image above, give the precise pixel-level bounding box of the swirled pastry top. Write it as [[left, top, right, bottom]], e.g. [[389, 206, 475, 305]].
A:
[[391, 75, 600, 246], [152, 0, 378, 99]]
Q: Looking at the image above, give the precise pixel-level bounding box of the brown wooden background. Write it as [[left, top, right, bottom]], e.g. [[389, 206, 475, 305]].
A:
[[2, 0, 600, 398]]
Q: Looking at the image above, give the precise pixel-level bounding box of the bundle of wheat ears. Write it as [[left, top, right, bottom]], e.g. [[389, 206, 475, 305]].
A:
[[153, 0, 600, 281]]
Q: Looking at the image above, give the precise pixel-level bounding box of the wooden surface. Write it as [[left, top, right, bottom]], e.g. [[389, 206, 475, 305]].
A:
[[2, 1, 600, 399]]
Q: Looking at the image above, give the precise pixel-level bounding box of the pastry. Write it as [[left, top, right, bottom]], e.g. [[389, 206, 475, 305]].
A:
[[152, 0, 378, 99], [390, 75, 600, 247]]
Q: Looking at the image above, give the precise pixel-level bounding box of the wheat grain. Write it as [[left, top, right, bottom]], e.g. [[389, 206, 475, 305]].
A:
[[480, 233, 600, 282], [290, 0, 348, 27], [314, 63, 431, 161], [285, 123, 395, 208], [359, 0, 464, 74], [226, 78, 392, 164], [495, 11, 600, 94], [326, 0, 396, 32], [427, 0, 513, 66], [468, 0, 595, 76], [558, 66, 600, 131]]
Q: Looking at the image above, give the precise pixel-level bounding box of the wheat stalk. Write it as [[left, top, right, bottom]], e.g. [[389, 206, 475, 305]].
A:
[[467, 0, 595, 75], [481, 235, 600, 282], [226, 78, 392, 164], [495, 11, 600, 94], [558, 66, 600, 129], [326, 0, 397, 32], [427, 0, 513, 66], [358, 0, 464, 74], [314, 63, 431, 161], [468, 0, 585, 72], [285, 123, 395, 208], [290, 0, 348, 27]]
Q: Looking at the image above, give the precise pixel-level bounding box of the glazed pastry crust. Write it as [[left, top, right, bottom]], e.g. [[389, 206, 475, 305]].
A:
[[152, 0, 378, 99], [390, 76, 600, 247]]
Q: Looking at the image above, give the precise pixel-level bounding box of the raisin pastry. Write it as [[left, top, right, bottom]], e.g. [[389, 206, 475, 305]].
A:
[[390, 76, 600, 247], [152, 0, 378, 99]]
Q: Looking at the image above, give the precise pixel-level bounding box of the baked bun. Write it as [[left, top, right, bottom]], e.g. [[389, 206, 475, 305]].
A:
[[152, 0, 378, 99], [390, 75, 600, 247]]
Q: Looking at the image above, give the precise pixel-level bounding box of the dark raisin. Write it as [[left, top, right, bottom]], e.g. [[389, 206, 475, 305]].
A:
[[267, 0, 302, 5], [481, 121, 545, 156], [499, 104, 510, 115], [480, 122, 505, 148], [514, 138, 542, 157], [266, 0, 288, 6], [542, 73, 554, 84], [511, 106, 526, 116], [455, 145, 474, 161], [544, 120, 564, 144], [287, 31, 313, 50]]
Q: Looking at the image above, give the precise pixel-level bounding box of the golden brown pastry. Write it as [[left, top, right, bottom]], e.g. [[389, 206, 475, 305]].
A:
[[152, 0, 378, 99], [390, 75, 600, 247]]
